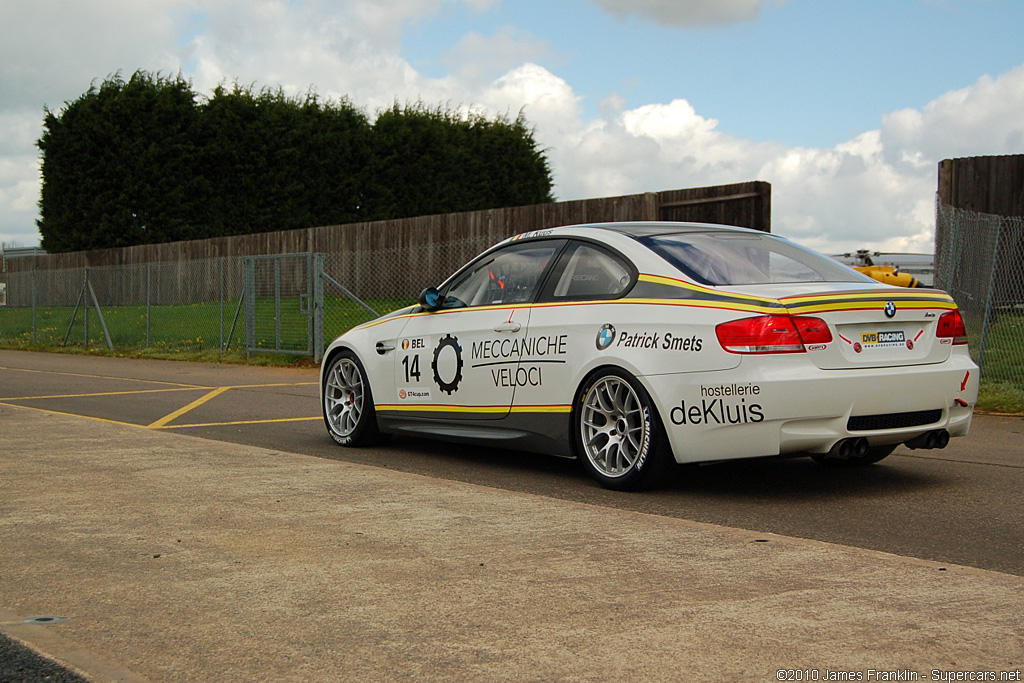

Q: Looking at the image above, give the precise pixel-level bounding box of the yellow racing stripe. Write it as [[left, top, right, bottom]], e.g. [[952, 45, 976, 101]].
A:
[[377, 403, 571, 415], [344, 277, 957, 335]]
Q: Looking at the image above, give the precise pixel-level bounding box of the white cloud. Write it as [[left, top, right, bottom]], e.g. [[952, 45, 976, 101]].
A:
[[591, 0, 785, 27], [0, 0, 186, 111], [186, 0, 420, 108], [480, 64, 584, 133], [0, 109, 44, 244], [442, 28, 556, 87], [179, 0, 520, 116], [880, 64, 1024, 166]]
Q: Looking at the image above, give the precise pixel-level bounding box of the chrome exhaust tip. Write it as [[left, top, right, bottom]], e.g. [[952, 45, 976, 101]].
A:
[[904, 429, 950, 450], [826, 437, 869, 460]]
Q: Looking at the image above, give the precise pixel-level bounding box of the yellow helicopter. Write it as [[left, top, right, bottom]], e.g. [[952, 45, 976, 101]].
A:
[[835, 250, 926, 288]]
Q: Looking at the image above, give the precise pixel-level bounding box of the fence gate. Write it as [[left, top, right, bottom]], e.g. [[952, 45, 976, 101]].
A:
[[244, 253, 324, 360]]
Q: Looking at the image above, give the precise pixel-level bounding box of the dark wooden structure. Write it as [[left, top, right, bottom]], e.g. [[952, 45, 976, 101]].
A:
[[938, 155, 1024, 215]]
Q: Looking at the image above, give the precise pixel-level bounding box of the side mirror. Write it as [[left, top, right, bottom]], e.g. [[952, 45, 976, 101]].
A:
[[418, 287, 441, 311]]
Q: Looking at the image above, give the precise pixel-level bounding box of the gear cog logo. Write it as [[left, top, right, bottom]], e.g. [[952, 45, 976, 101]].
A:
[[432, 334, 464, 394]]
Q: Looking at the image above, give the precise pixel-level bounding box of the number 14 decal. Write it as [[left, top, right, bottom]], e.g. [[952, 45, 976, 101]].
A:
[[402, 355, 421, 382]]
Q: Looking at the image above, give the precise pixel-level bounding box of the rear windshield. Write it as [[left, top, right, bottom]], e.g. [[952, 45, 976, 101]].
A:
[[639, 232, 872, 286]]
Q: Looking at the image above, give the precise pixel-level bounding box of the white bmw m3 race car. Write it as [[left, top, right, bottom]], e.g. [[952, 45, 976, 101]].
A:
[[320, 222, 979, 490]]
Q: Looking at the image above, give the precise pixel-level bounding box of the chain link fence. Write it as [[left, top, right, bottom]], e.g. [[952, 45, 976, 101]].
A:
[[4, 217, 1024, 399], [0, 259, 246, 353], [935, 202, 1024, 396], [0, 236, 497, 360]]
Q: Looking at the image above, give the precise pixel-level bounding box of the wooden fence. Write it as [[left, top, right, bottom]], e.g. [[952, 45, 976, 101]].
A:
[[938, 155, 1024, 216], [6, 181, 771, 274]]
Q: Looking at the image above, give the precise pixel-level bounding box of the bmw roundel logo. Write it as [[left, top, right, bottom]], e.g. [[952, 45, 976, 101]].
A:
[[596, 324, 616, 350], [884, 301, 897, 318]]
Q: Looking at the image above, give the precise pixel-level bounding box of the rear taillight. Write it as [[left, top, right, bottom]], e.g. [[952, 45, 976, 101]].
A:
[[793, 316, 833, 344], [716, 315, 832, 354], [937, 311, 968, 345]]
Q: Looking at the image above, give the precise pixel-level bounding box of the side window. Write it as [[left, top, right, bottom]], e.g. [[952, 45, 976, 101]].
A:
[[442, 241, 563, 308], [549, 243, 635, 300]]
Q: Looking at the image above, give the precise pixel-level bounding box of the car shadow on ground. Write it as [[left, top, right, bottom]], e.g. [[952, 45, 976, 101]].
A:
[[352, 436, 944, 506], [661, 454, 943, 500]]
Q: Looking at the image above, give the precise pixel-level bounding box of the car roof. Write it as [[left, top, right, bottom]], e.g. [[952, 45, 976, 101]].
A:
[[551, 221, 765, 239]]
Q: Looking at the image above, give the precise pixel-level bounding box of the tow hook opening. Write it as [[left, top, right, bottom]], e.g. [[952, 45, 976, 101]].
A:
[[904, 429, 950, 451]]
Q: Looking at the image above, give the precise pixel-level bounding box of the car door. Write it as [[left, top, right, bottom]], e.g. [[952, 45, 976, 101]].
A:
[[514, 240, 638, 411], [392, 239, 565, 420]]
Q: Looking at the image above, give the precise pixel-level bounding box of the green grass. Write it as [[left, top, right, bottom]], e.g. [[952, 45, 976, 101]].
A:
[[0, 295, 415, 359], [969, 310, 1024, 413], [977, 381, 1024, 414]]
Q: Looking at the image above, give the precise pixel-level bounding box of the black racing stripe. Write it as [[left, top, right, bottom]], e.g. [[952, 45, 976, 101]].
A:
[[627, 281, 787, 309]]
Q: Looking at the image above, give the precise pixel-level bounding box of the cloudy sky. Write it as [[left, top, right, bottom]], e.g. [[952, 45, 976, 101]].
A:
[[2, 0, 1022, 255]]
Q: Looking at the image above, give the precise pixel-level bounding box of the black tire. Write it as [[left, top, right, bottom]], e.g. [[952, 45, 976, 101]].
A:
[[322, 349, 382, 446], [573, 368, 674, 491], [812, 444, 897, 467]]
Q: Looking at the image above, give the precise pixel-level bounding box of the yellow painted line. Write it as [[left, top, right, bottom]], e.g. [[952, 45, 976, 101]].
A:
[[0, 401, 144, 429], [1, 382, 314, 402], [144, 382, 317, 428], [157, 416, 321, 429], [0, 379, 320, 430], [0, 397, 321, 431], [0, 387, 210, 401], [146, 386, 231, 429], [216, 382, 318, 389], [0, 365, 207, 388]]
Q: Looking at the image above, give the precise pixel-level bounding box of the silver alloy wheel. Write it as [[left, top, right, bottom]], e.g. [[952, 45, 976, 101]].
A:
[[324, 357, 365, 438], [580, 375, 649, 478]]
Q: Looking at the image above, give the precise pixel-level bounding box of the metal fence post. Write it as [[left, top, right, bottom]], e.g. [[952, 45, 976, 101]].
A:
[[274, 258, 282, 352], [86, 277, 113, 350], [84, 268, 90, 345], [314, 253, 324, 362], [219, 257, 225, 355], [31, 270, 36, 345], [146, 263, 152, 348], [244, 257, 255, 357]]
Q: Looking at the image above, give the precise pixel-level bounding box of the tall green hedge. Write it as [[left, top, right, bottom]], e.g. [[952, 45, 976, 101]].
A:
[[37, 72, 554, 252]]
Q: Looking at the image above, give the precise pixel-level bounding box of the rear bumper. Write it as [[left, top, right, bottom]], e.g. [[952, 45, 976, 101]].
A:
[[642, 351, 979, 464]]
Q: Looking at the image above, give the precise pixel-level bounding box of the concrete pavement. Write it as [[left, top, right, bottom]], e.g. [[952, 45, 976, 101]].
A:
[[1, 403, 1021, 681]]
